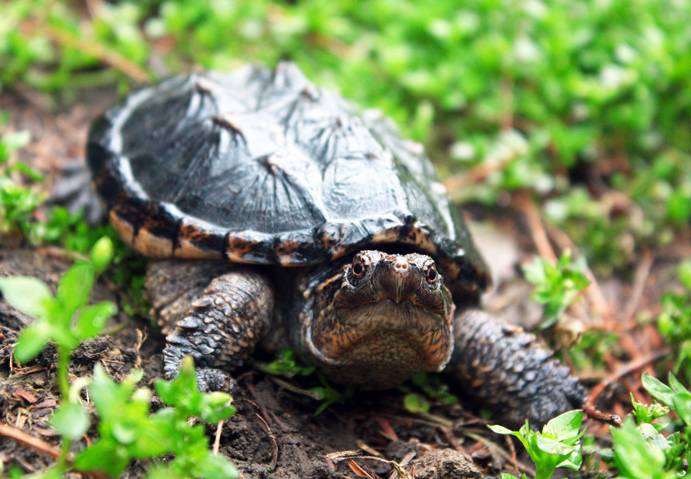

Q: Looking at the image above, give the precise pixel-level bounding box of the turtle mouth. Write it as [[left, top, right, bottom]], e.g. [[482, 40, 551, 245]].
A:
[[306, 299, 454, 387]]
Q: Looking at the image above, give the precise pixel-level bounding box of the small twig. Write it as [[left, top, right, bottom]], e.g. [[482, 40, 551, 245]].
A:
[[375, 417, 399, 441], [213, 420, 224, 454], [464, 431, 534, 476], [357, 440, 383, 457], [21, 21, 151, 83], [269, 376, 322, 400], [347, 459, 376, 479], [133, 328, 146, 370], [505, 434, 519, 475], [621, 250, 654, 324], [35, 246, 88, 263], [326, 452, 412, 479], [255, 413, 279, 471], [443, 156, 513, 192], [514, 190, 557, 262], [388, 451, 416, 479], [0, 422, 62, 460], [584, 349, 671, 426]]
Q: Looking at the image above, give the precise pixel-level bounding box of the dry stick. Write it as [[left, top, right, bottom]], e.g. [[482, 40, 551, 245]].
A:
[[0, 422, 62, 460], [213, 420, 224, 454], [464, 431, 534, 477], [133, 328, 146, 370], [514, 191, 557, 262], [504, 435, 519, 476], [254, 412, 279, 471], [347, 459, 377, 479], [326, 452, 411, 479], [21, 21, 151, 83], [621, 250, 654, 325], [583, 349, 670, 426], [443, 156, 513, 192]]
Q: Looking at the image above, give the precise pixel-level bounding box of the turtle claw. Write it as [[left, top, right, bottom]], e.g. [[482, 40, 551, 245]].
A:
[[49, 159, 103, 224]]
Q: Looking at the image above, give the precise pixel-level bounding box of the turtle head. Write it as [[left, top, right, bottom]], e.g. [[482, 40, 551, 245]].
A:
[[302, 250, 455, 388]]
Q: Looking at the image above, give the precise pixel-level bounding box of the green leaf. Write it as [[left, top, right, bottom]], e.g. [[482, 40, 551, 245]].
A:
[[631, 394, 669, 424], [75, 301, 116, 340], [610, 417, 669, 479], [90, 236, 114, 273], [195, 453, 240, 479], [146, 465, 185, 479], [56, 262, 94, 317], [200, 392, 236, 424], [678, 260, 691, 290], [90, 364, 128, 419], [0, 276, 52, 318], [403, 392, 430, 414], [542, 410, 583, 441], [642, 373, 675, 408], [257, 349, 315, 378], [75, 439, 129, 477], [671, 387, 691, 427], [155, 356, 203, 416], [488, 424, 516, 435], [50, 402, 90, 440], [13, 321, 52, 363]]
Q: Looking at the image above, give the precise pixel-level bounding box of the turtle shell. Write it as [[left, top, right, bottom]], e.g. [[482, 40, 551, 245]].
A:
[[88, 62, 489, 300]]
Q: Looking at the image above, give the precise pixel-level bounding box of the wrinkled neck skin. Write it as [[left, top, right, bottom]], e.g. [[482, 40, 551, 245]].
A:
[[292, 250, 455, 389]]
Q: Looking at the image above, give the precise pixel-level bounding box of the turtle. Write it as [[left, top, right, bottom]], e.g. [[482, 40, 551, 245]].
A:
[[81, 62, 584, 427]]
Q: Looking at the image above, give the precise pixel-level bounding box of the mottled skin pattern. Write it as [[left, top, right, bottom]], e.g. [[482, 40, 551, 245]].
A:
[[145, 260, 273, 390], [445, 310, 585, 427], [148, 252, 583, 426]]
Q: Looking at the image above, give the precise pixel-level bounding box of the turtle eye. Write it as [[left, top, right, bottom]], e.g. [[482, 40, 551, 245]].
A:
[[351, 256, 367, 278], [425, 265, 439, 283]]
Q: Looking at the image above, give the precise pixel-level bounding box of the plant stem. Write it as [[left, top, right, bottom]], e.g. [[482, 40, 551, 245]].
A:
[[57, 346, 71, 399], [535, 464, 555, 479], [57, 437, 72, 472], [56, 345, 73, 472]]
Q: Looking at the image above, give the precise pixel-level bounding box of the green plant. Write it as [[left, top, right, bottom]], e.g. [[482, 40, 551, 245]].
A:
[[523, 250, 590, 328], [0, 237, 116, 474], [605, 373, 690, 479], [488, 410, 584, 479], [401, 372, 458, 414], [656, 261, 691, 381], [256, 349, 315, 378], [74, 359, 237, 478], [258, 349, 348, 414], [0, 126, 42, 240], [0, 238, 237, 478]]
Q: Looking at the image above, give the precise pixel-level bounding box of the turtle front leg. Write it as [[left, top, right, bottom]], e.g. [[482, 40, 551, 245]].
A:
[[443, 309, 585, 428], [146, 260, 274, 391]]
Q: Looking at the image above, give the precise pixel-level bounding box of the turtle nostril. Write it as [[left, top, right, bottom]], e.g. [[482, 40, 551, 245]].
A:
[[393, 258, 409, 272]]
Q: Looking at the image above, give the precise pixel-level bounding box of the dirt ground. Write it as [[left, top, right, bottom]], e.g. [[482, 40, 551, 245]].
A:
[[0, 90, 685, 478]]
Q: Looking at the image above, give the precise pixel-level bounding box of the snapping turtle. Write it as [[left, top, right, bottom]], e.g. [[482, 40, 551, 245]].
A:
[[84, 62, 583, 426]]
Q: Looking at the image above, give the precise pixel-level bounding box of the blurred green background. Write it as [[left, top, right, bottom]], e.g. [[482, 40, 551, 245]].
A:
[[1, 0, 690, 276]]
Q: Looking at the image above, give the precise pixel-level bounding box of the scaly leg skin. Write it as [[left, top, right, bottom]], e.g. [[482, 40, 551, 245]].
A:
[[146, 260, 274, 391], [49, 159, 103, 224], [444, 309, 585, 428]]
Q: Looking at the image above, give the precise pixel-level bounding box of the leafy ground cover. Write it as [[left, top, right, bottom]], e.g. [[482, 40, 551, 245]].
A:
[[0, 0, 689, 477]]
